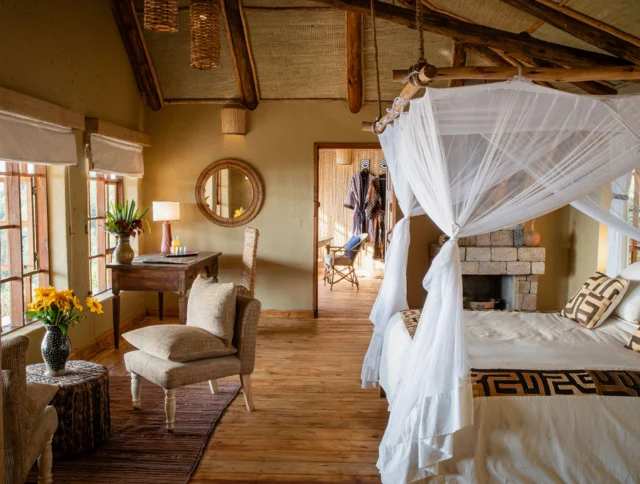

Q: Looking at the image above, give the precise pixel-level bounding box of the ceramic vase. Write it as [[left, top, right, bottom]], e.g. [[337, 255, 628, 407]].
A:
[[114, 233, 135, 264], [524, 220, 541, 247], [41, 326, 71, 377]]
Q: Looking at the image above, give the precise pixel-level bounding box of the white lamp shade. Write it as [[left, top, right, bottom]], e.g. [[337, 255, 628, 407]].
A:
[[153, 201, 181, 221]]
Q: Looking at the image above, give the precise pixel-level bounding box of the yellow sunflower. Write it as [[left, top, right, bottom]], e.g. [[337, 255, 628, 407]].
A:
[[51, 291, 71, 311], [86, 297, 104, 315], [34, 286, 56, 301], [72, 296, 84, 311]]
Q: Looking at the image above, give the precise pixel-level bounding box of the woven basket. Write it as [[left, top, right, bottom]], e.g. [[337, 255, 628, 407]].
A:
[[190, 0, 221, 69], [144, 0, 179, 32]]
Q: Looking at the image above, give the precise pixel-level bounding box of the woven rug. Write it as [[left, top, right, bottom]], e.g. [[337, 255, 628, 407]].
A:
[[27, 376, 240, 484]]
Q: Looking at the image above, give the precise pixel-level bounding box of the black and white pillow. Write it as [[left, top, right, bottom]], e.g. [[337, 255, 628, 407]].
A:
[[561, 272, 629, 329]]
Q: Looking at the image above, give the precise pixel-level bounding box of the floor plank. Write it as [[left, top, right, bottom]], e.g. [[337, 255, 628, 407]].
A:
[[93, 267, 384, 482]]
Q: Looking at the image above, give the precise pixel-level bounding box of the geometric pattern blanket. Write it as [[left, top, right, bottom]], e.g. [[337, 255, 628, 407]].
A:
[[399, 310, 640, 398]]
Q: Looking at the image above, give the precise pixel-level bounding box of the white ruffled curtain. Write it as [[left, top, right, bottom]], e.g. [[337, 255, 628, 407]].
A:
[[370, 79, 640, 483]]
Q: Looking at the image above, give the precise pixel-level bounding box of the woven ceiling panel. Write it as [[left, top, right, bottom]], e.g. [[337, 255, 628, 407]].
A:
[[142, 12, 238, 100], [244, 10, 346, 99], [566, 0, 640, 39], [427, 0, 536, 33], [244, 0, 324, 7], [364, 18, 453, 100]]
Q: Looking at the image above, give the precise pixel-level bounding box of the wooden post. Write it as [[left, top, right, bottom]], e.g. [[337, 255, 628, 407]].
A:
[[449, 41, 467, 88]]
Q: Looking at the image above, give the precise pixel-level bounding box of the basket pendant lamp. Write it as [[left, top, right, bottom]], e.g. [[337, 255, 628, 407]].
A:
[[144, 0, 179, 32], [191, 0, 221, 69]]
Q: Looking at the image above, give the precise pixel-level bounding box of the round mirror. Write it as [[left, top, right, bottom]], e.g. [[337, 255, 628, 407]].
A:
[[196, 159, 264, 227]]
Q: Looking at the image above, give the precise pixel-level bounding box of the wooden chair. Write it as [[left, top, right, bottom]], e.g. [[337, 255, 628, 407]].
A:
[[237, 227, 259, 298], [323, 233, 368, 291]]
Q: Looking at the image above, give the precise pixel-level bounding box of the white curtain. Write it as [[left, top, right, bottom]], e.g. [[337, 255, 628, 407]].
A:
[[363, 125, 424, 388], [0, 110, 76, 165], [87, 133, 144, 178], [373, 79, 640, 483]]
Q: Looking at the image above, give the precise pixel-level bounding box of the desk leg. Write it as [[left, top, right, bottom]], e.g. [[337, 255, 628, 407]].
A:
[[112, 290, 121, 349], [158, 292, 164, 320], [178, 294, 188, 325]]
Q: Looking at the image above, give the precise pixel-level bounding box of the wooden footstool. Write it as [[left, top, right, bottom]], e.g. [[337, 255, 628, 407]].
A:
[[27, 361, 111, 458]]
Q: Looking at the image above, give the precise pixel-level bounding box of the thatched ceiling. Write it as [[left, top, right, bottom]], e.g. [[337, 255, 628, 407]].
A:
[[126, 0, 640, 110]]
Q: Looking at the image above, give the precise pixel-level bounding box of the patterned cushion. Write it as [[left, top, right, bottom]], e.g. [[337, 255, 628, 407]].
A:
[[187, 278, 236, 344], [400, 309, 422, 338], [123, 324, 236, 362], [561, 272, 629, 329], [625, 327, 640, 353]]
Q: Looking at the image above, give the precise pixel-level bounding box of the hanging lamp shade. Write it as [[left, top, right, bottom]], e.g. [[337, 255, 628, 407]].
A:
[[335, 149, 353, 166], [190, 0, 221, 69], [143, 0, 179, 32], [221, 107, 247, 135]]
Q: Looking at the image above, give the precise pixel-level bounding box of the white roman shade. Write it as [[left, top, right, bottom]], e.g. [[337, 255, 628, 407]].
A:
[[0, 110, 77, 165], [87, 133, 144, 178]]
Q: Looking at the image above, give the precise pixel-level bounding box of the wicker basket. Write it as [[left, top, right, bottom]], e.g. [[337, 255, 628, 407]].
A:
[[144, 0, 179, 32], [190, 0, 221, 69]]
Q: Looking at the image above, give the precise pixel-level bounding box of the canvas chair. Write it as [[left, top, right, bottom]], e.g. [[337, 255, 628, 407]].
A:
[[323, 233, 368, 290], [237, 227, 259, 298], [2, 336, 58, 484]]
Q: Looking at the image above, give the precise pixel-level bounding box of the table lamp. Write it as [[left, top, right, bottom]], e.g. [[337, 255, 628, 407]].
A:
[[153, 201, 180, 255]]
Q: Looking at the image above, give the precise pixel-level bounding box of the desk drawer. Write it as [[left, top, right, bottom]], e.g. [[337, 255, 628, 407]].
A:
[[116, 270, 183, 292]]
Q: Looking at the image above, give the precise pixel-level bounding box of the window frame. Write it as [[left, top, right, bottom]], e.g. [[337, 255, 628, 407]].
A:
[[0, 162, 49, 331], [88, 172, 124, 296]]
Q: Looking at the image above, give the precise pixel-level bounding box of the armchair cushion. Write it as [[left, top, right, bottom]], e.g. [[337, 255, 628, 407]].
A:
[[344, 235, 362, 259], [26, 381, 59, 423], [187, 278, 236, 345], [123, 325, 237, 362]]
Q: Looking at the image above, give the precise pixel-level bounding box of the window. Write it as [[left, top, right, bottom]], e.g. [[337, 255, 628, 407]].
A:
[[88, 172, 123, 295], [629, 170, 640, 265], [0, 161, 49, 330]]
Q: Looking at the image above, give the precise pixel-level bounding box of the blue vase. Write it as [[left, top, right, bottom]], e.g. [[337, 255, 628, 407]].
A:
[[41, 326, 71, 376]]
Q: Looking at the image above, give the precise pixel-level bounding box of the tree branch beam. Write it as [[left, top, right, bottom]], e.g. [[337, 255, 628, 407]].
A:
[[449, 42, 467, 87], [111, 0, 163, 111], [500, 0, 640, 64], [221, 0, 260, 110], [313, 0, 626, 68]]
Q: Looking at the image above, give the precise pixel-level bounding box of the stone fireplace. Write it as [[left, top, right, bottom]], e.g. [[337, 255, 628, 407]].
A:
[[430, 224, 545, 310]]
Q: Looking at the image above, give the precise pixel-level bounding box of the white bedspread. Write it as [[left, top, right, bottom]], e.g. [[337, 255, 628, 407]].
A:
[[378, 311, 640, 483]]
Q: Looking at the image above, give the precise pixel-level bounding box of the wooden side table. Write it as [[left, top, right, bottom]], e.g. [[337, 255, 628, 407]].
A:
[[107, 251, 221, 348], [26, 361, 110, 459]]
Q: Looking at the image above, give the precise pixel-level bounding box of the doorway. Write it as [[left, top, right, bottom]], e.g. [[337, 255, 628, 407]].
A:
[[313, 143, 395, 318]]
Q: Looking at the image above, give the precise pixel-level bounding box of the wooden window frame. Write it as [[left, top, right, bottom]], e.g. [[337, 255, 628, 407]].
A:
[[630, 170, 640, 265], [88, 172, 123, 296], [0, 162, 49, 331]]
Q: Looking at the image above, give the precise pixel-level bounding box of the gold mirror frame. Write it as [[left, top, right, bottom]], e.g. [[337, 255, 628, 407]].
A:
[[195, 158, 264, 227]]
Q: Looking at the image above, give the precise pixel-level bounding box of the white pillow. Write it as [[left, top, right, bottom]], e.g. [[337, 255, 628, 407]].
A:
[[613, 262, 640, 323]]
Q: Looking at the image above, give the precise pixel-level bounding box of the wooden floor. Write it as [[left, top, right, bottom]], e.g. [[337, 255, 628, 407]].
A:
[[318, 263, 382, 319], [94, 272, 387, 482]]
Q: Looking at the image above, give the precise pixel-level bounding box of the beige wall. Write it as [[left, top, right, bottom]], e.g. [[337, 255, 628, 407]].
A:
[[1, 0, 147, 362], [142, 102, 382, 311], [566, 206, 601, 298]]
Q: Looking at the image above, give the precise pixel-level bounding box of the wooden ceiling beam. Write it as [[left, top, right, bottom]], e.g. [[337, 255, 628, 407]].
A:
[[111, 0, 163, 111], [313, 0, 627, 68], [392, 65, 640, 83], [346, 12, 364, 113], [449, 41, 467, 87], [221, 0, 260, 110], [499, 0, 640, 65]]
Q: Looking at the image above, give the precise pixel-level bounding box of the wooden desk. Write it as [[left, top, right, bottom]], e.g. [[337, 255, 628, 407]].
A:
[[107, 252, 221, 348]]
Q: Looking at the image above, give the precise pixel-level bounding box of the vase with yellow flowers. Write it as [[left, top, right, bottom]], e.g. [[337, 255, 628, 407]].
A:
[[25, 286, 103, 376]]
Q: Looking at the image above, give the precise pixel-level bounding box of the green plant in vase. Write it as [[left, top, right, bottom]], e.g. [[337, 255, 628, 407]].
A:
[[25, 287, 103, 376], [105, 199, 151, 264]]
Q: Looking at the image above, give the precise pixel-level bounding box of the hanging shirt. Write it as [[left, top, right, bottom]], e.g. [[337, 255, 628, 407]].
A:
[[344, 171, 381, 242]]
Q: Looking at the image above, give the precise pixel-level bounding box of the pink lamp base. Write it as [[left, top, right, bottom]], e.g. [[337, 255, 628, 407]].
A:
[[161, 221, 172, 255]]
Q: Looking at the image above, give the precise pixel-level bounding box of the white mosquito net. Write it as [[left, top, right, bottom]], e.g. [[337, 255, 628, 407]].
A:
[[365, 78, 640, 483]]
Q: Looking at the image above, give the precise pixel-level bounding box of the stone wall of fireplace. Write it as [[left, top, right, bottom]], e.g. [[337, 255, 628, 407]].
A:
[[430, 224, 546, 310]]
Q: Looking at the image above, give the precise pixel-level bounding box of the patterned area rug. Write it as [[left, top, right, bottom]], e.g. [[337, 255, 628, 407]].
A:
[[27, 376, 240, 484]]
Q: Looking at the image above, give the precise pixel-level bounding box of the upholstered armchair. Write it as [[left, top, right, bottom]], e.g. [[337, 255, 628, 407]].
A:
[[124, 287, 261, 431], [2, 335, 58, 484]]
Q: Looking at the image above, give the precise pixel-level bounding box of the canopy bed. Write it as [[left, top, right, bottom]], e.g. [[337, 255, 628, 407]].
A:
[[362, 77, 640, 483]]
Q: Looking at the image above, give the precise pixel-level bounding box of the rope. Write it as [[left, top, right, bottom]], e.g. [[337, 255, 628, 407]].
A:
[[370, 0, 382, 122], [416, 0, 425, 64]]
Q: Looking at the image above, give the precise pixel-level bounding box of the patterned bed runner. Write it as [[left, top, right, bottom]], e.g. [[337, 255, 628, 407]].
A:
[[399, 310, 640, 398]]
